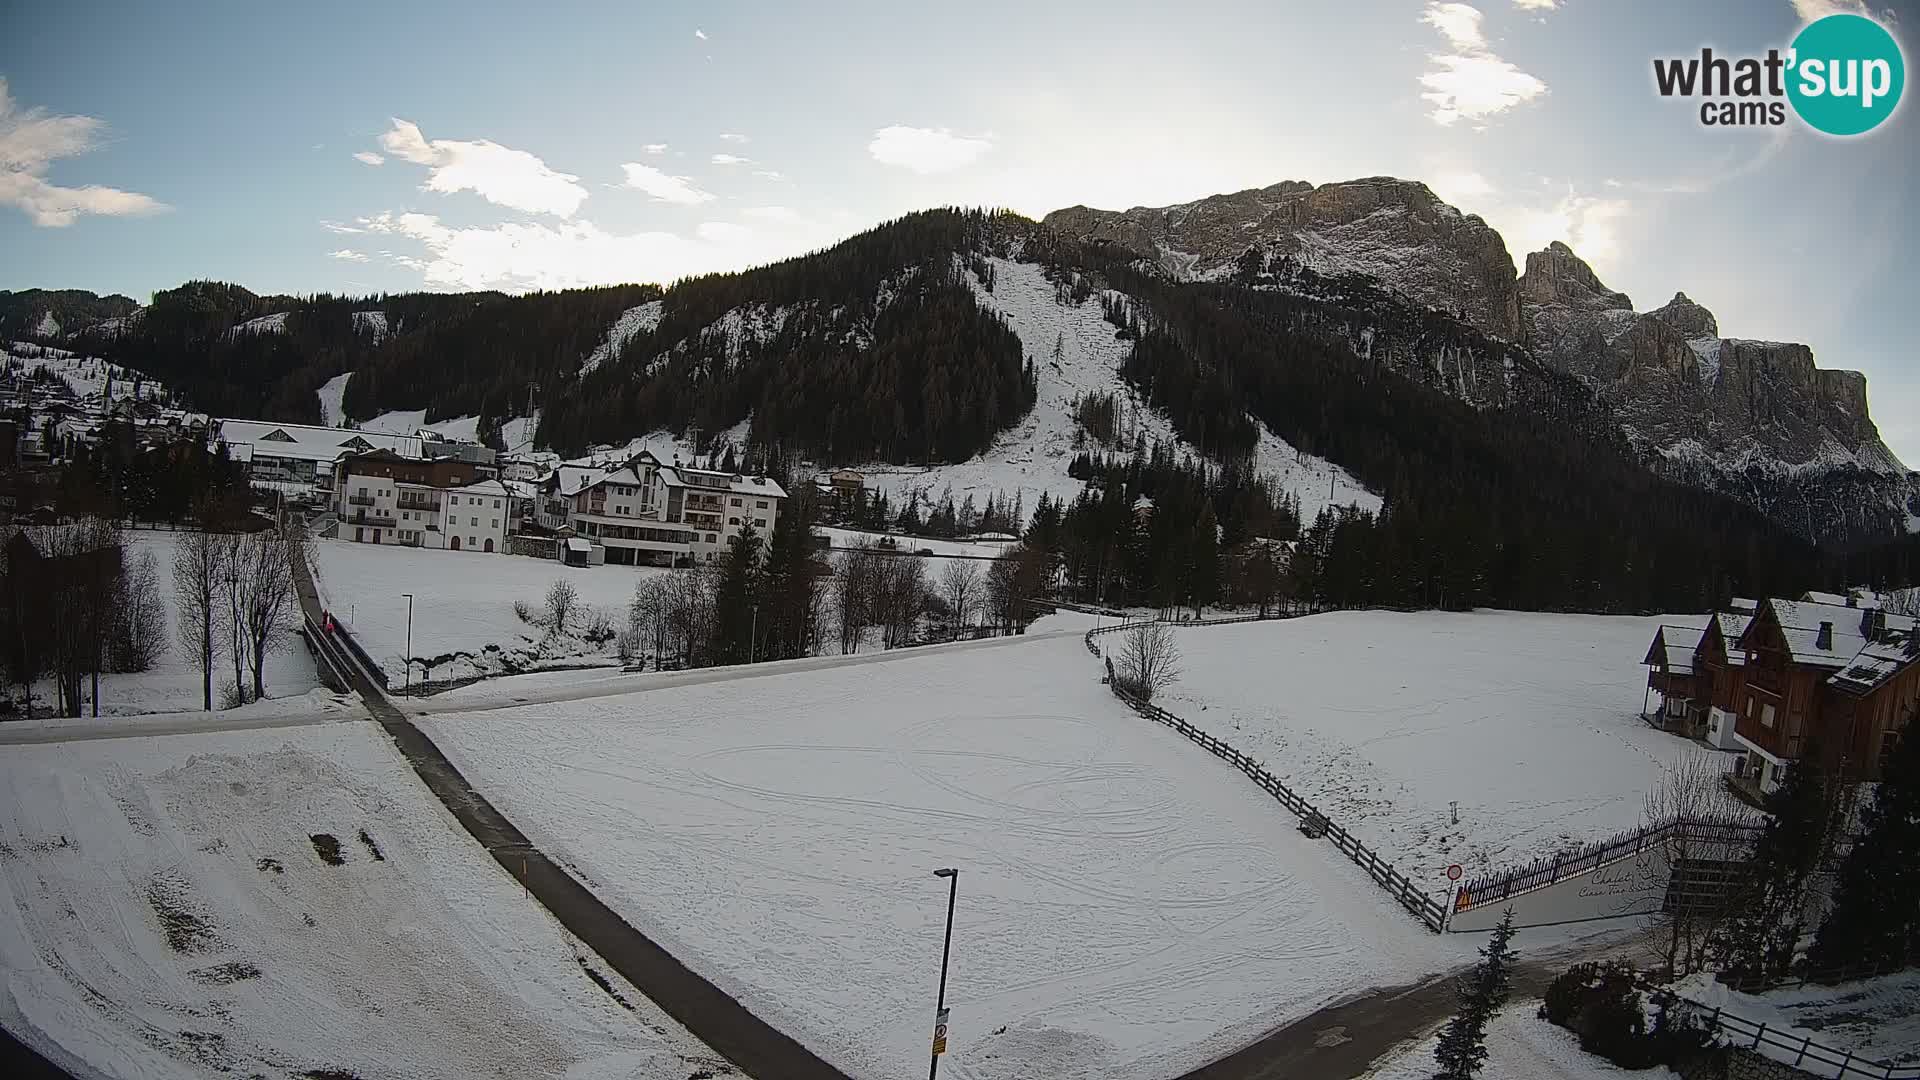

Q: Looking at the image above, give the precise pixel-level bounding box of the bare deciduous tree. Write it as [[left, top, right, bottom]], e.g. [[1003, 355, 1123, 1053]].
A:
[[835, 543, 880, 654], [239, 529, 296, 702], [173, 528, 226, 712], [1642, 752, 1751, 977], [940, 561, 980, 636], [545, 578, 580, 636], [1115, 621, 1182, 701], [112, 548, 168, 672]]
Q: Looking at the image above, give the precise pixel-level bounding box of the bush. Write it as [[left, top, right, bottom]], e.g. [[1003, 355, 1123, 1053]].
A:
[[583, 610, 614, 645], [513, 599, 532, 624], [1540, 961, 1710, 1071]]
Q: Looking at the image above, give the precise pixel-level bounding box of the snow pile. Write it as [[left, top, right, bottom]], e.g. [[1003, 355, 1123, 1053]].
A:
[[1364, 1003, 1681, 1080], [580, 300, 663, 375], [0, 722, 723, 1080], [309, 539, 674, 684], [423, 634, 1455, 1080], [1161, 611, 1723, 888], [226, 312, 290, 337], [315, 371, 352, 428], [351, 309, 388, 343]]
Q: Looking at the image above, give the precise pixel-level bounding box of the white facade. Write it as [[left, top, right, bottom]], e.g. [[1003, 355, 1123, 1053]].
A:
[[336, 471, 516, 553], [560, 452, 786, 566]]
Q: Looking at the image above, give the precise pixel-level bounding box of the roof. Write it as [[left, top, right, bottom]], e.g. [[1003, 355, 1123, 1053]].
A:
[[451, 479, 512, 497], [1646, 625, 1704, 673], [1766, 598, 1878, 668], [1828, 622, 1920, 696], [566, 537, 592, 553], [216, 418, 422, 463], [1728, 597, 1758, 614], [1801, 591, 1850, 607], [1712, 611, 1753, 665], [548, 465, 609, 496], [657, 465, 788, 499]]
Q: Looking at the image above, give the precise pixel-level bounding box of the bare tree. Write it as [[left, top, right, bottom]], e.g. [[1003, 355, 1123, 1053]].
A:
[[940, 561, 980, 636], [1885, 587, 1920, 619], [173, 528, 226, 712], [1115, 621, 1182, 701], [112, 548, 168, 672], [835, 543, 880, 654], [545, 578, 580, 636], [1642, 752, 1751, 977], [872, 556, 927, 649], [239, 529, 296, 701]]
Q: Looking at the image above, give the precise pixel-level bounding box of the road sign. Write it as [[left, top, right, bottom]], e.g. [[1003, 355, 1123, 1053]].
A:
[[1446, 864, 1463, 882], [932, 1007, 950, 1056]]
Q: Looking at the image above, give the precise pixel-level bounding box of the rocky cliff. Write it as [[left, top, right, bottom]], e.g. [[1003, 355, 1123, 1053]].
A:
[[1047, 178, 1918, 544]]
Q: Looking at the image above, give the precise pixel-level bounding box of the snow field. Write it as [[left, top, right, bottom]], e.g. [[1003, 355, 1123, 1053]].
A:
[[0, 722, 723, 1080], [308, 538, 673, 683], [1159, 611, 1725, 890], [422, 634, 1459, 1080]]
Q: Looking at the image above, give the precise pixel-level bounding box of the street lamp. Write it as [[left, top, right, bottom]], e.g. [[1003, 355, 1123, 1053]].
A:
[[929, 867, 958, 1080], [401, 592, 414, 690]]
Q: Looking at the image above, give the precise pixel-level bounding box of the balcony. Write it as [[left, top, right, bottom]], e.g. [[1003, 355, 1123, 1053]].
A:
[[348, 493, 376, 506], [397, 498, 442, 512], [350, 509, 395, 527]]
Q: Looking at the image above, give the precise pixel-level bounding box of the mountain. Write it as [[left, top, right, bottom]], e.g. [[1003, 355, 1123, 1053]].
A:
[[0, 289, 140, 340], [1045, 178, 1918, 545]]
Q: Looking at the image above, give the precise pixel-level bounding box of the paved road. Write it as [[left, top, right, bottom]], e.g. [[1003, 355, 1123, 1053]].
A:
[[291, 542, 856, 1080]]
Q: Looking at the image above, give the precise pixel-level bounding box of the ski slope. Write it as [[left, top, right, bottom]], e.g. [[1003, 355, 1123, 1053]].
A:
[[422, 633, 1457, 1080], [1161, 611, 1732, 889], [0, 722, 723, 1080], [857, 256, 1380, 524]]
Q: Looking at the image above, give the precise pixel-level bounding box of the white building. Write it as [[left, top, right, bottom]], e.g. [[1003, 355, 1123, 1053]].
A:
[[214, 419, 423, 496], [557, 451, 786, 566], [331, 449, 517, 553]]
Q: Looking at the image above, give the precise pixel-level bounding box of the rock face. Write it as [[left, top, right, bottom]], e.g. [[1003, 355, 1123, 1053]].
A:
[[1048, 178, 1917, 543], [1045, 177, 1524, 340]]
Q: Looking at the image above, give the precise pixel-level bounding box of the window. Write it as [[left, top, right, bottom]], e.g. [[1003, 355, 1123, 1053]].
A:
[[493, 499, 501, 508], [470, 516, 479, 526], [754, 518, 766, 528], [1761, 703, 1776, 729], [1746, 695, 1756, 718], [357, 486, 367, 496], [729, 517, 740, 526], [491, 519, 498, 528], [450, 496, 459, 505], [706, 533, 717, 543], [730, 497, 742, 506], [756, 500, 767, 509]]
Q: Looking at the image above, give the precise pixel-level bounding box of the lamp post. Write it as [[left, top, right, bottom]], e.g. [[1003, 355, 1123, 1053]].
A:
[[401, 592, 414, 690], [929, 867, 958, 1080], [749, 603, 759, 665]]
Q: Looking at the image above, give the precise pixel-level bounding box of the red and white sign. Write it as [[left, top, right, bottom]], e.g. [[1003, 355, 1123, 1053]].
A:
[[1446, 864, 1463, 882]]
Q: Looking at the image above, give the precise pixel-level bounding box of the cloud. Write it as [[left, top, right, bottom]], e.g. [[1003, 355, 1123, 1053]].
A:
[[0, 78, 167, 227], [329, 249, 369, 262], [867, 125, 993, 174], [620, 163, 715, 205], [643, 143, 668, 155], [377, 118, 587, 217], [353, 151, 384, 166], [1502, 190, 1632, 270], [710, 153, 752, 166], [694, 28, 708, 40], [353, 206, 847, 292], [1428, 169, 1496, 205], [1418, 3, 1548, 126], [742, 205, 803, 224], [753, 169, 787, 181], [322, 220, 366, 234], [1512, 0, 1557, 9], [1791, 0, 1866, 19], [718, 132, 748, 143]]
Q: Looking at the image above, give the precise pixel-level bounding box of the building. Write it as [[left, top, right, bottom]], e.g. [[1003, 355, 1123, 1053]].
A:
[[330, 449, 517, 552], [558, 451, 786, 566], [214, 418, 496, 500], [1643, 624, 1708, 736], [1723, 595, 1920, 799]]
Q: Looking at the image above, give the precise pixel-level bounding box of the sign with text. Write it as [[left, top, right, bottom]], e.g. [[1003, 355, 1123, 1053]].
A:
[[931, 1007, 950, 1056]]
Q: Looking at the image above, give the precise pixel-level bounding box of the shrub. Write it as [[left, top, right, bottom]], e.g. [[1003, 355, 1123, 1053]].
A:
[[1540, 961, 1709, 1071], [583, 610, 615, 645], [513, 599, 532, 624]]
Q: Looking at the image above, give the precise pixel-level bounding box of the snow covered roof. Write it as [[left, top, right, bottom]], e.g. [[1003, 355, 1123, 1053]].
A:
[[547, 465, 609, 497], [566, 537, 592, 553], [1646, 625, 1704, 673], [658, 465, 788, 499], [1827, 625, 1920, 696], [1800, 591, 1850, 607], [1712, 612, 1753, 665], [1728, 597, 1758, 614], [217, 418, 422, 463], [1765, 598, 1879, 668], [451, 479, 513, 498]]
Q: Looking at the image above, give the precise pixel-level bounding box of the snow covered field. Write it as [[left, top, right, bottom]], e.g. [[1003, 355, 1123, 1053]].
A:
[[422, 633, 1457, 1080], [309, 539, 671, 683], [1159, 611, 1720, 890], [1364, 1003, 1681, 1080], [0, 721, 723, 1080], [27, 532, 322, 718], [1673, 970, 1920, 1072]]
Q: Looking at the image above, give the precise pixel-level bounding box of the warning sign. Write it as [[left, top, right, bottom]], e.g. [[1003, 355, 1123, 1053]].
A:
[[931, 1007, 950, 1056]]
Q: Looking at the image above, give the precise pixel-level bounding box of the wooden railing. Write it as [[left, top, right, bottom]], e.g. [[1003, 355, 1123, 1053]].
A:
[[1644, 983, 1918, 1079], [1084, 618, 1448, 932], [1454, 817, 1761, 915]]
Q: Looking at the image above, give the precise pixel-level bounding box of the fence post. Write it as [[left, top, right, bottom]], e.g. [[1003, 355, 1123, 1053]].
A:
[[1793, 1036, 1810, 1068], [1751, 1021, 1766, 1050], [1707, 1007, 1721, 1035]]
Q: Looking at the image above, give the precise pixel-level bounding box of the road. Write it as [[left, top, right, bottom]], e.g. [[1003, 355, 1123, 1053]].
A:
[[289, 539, 858, 1080]]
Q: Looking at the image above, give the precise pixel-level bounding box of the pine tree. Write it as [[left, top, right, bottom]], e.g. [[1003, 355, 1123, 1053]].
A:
[[1433, 910, 1519, 1080], [1714, 743, 1841, 988], [1807, 720, 1920, 979], [1187, 501, 1220, 618], [709, 524, 764, 666]]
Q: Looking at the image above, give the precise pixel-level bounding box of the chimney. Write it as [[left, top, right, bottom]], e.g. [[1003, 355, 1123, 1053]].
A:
[[1816, 621, 1834, 651], [1845, 593, 1857, 608]]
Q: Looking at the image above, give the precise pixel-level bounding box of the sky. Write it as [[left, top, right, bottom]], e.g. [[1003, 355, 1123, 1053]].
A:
[[2, 0, 1916, 462]]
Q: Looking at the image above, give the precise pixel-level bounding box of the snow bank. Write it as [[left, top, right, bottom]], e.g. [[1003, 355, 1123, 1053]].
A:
[[0, 722, 722, 1079], [1162, 611, 1724, 889], [422, 634, 1456, 1080], [1671, 970, 1920, 1074], [1364, 1002, 1683, 1080]]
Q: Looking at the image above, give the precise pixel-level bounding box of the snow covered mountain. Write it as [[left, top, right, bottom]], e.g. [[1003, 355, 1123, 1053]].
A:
[[1046, 178, 1917, 544]]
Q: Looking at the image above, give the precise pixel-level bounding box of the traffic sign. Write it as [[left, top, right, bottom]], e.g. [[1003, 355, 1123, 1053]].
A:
[[1446, 864, 1463, 882], [931, 1007, 950, 1056]]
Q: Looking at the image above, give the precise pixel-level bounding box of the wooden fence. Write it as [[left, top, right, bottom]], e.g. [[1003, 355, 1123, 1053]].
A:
[[1454, 816, 1762, 915], [1084, 621, 1449, 932], [1645, 985, 1919, 1080]]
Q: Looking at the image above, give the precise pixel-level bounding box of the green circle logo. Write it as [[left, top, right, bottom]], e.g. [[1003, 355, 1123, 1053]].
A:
[[1788, 14, 1905, 136]]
